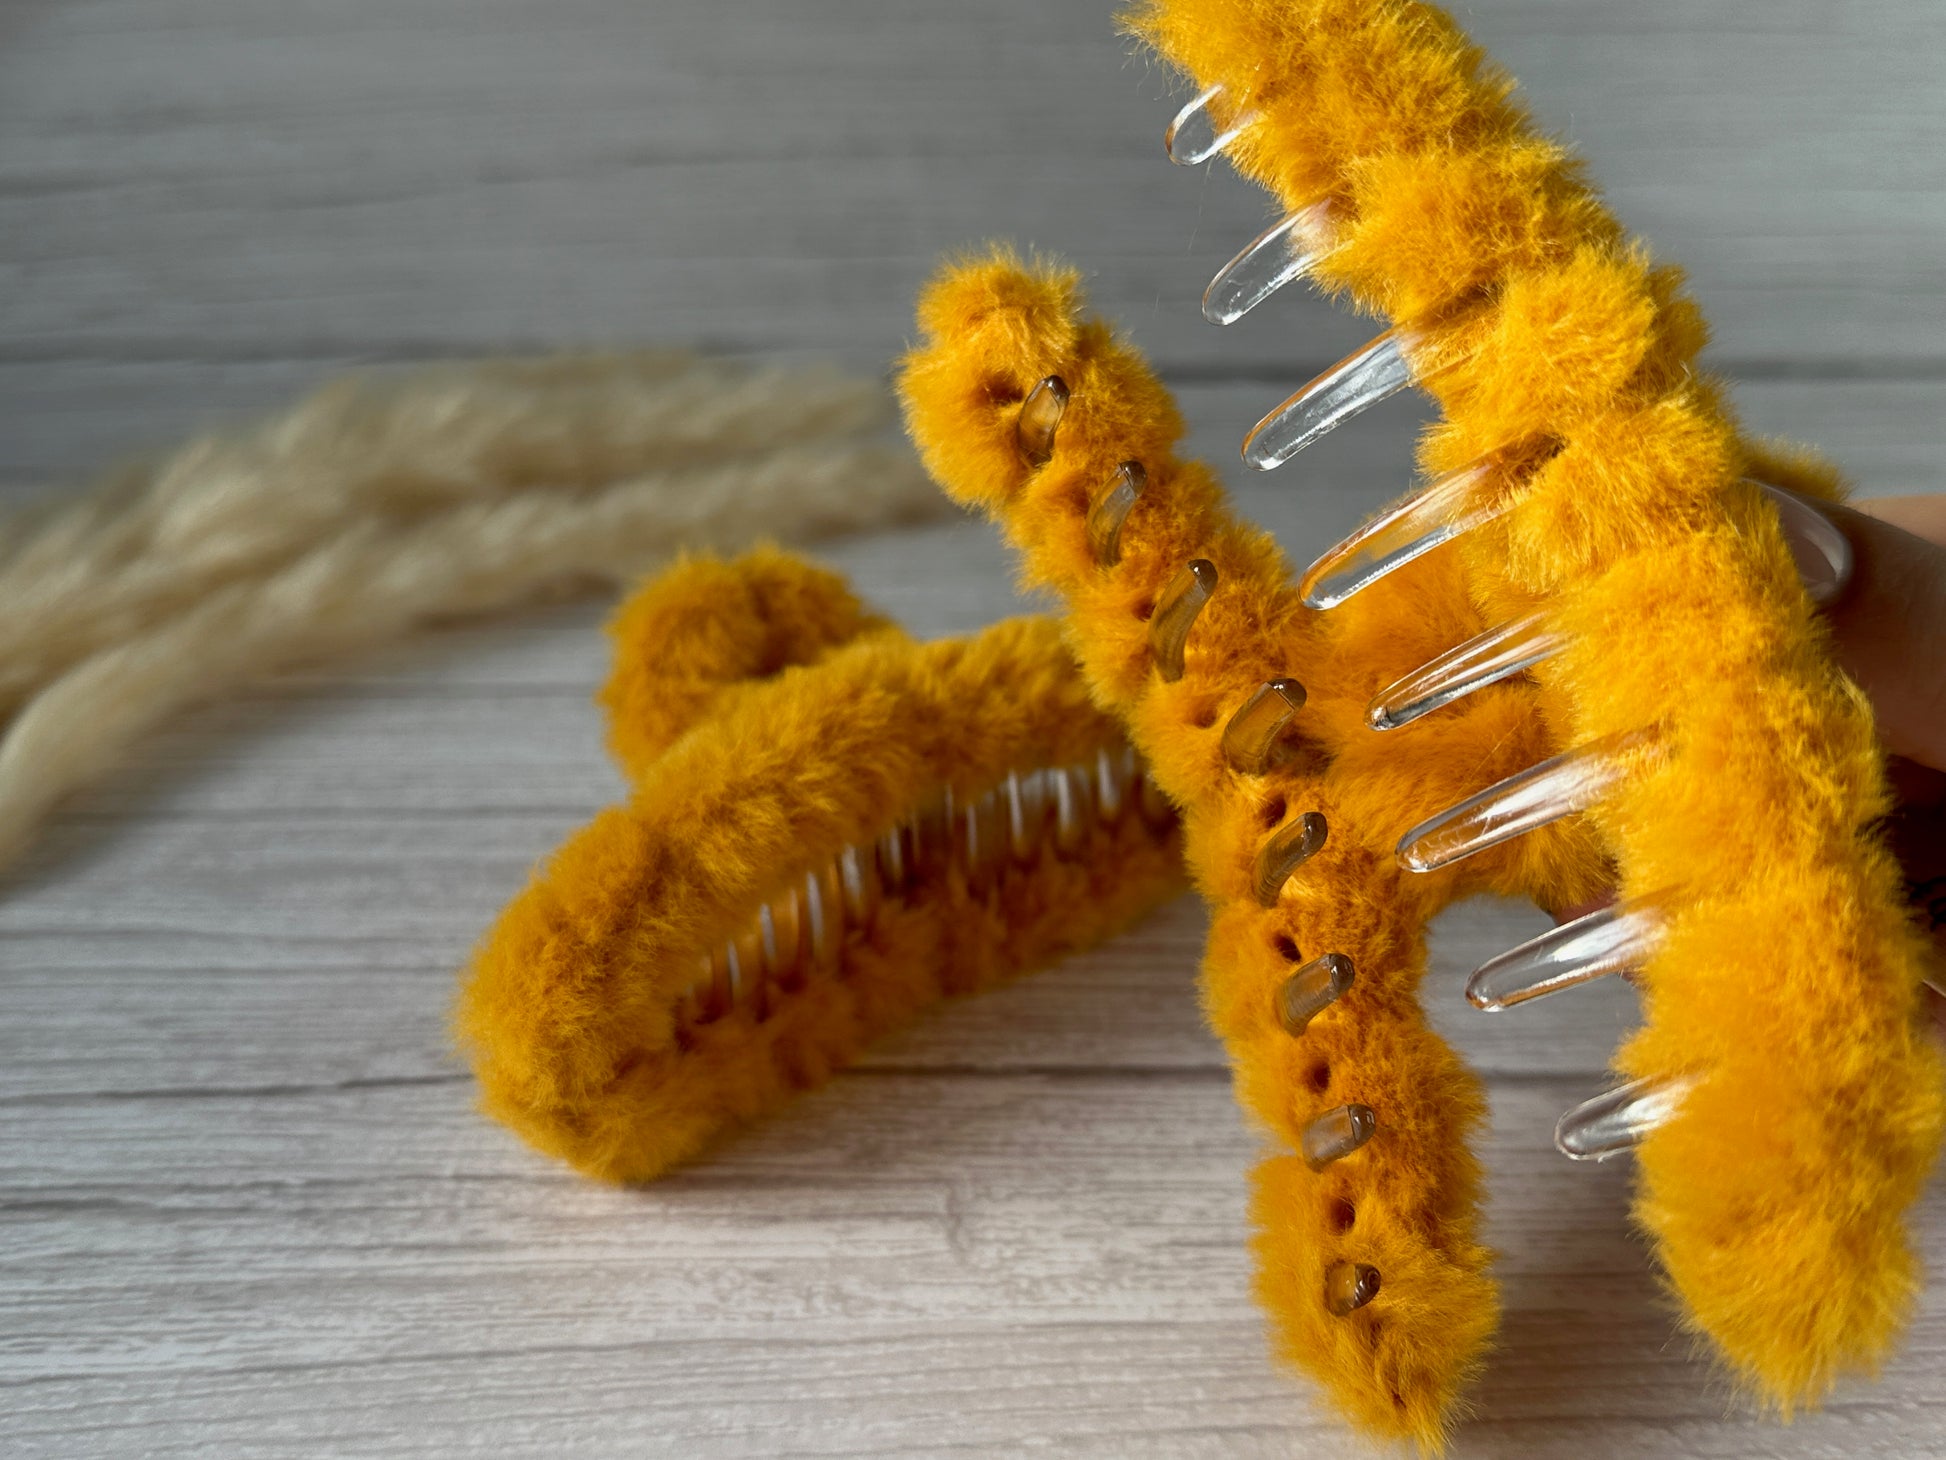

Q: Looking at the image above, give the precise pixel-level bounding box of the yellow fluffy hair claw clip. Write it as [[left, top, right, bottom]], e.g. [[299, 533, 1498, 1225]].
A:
[[457, 547, 1184, 1183], [897, 0, 1943, 1443]]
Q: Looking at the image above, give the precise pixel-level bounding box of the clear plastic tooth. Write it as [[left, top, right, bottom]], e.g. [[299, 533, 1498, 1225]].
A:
[[1302, 1102, 1376, 1169], [716, 942, 743, 1020], [1255, 811, 1328, 907], [1016, 375, 1068, 466], [1149, 558, 1218, 683], [1203, 205, 1334, 325], [1136, 766, 1175, 829], [1555, 1075, 1694, 1161], [1324, 1261, 1381, 1317], [1298, 461, 1501, 611], [839, 843, 881, 930], [1396, 728, 1654, 875], [1094, 746, 1129, 824], [758, 901, 779, 970], [1243, 329, 1418, 472], [1368, 610, 1563, 730], [806, 862, 844, 970], [1087, 461, 1146, 568], [765, 892, 807, 991], [878, 822, 911, 895], [1164, 83, 1251, 166], [1053, 765, 1097, 856], [1222, 677, 1307, 775], [758, 903, 790, 996], [1007, 769, 1050, 862], [1467, 893, 1669, 1011], [1276, 952, 1355, 1035], [963, 789, 1006, 895]]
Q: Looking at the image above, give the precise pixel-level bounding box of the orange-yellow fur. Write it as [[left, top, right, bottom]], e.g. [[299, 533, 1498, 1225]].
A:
[[457, 548, 1185, 1182], [902, 255, 1545, 1449], [893, 0, 1944, 1445]]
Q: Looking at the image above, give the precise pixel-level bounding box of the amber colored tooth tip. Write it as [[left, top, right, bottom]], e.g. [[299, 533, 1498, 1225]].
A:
[[1015, 375, 1069, 465], [1276, 952, 1355, 1035], [1148, 558, 1218, 682], [1254, 810, 1327, 907], [1223, 677, 1307, 775], [1087, 460, 1147, 567], [1302, 1102, 1377, 1170], [1325, 1261, 1381, 1317]]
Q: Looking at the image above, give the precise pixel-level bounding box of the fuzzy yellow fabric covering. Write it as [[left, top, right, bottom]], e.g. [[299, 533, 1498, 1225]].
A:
[[457, 547, 1185, 1182], [902, 245, 1942, 1450], [903, 257, 1505, 1446], [1120, 0, 1946, 1432]]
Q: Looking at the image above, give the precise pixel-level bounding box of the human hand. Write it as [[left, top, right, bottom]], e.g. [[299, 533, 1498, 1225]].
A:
[[1768, 490, 1946, 945]]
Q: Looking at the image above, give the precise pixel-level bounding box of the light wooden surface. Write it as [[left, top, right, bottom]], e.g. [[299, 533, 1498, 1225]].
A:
[[4, 2, 1945, 1456]]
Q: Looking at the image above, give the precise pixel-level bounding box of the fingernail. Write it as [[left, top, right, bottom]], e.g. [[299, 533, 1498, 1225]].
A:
[[1758, 483, 1854, 607]]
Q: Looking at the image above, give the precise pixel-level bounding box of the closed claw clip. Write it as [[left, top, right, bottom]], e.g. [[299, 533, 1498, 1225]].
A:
[[458, 551, 1189, 1186]]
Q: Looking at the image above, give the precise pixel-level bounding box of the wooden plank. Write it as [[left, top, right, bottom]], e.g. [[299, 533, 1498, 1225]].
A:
[[7, 365, 1944, 507], [1, 0, 1943, 377], [3, 1075, 1942, 1458]]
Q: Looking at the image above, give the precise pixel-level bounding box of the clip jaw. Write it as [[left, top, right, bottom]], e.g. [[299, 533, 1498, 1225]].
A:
[[1129, 0, 1944, 1429], [900, 258, 1535, 1450], [457, 549, 1184, 1184]]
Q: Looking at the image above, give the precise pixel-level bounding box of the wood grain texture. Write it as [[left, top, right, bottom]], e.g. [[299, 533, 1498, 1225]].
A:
[[3, 1, 1945, 1456]]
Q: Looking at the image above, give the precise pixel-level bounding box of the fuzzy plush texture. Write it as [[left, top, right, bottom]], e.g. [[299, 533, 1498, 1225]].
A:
[[901, 255, 1529, 1449], [0, 355, 943, 875], [900, 0, 1945, 1445], [457, 548, 1186, 1181]]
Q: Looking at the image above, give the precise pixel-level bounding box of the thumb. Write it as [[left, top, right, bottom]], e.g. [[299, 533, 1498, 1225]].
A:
[[1764, 487, 1946, 771]]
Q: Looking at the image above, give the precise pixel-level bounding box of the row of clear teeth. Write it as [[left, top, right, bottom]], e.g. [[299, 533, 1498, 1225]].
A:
[[1017, 355, 1372, 1319], [677, 747, 1173, 1029], [1165, 89, 1693, 1164]]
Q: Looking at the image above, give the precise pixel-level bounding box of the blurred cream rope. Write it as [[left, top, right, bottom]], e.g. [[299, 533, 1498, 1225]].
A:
[[0, 353, 941, 873]]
